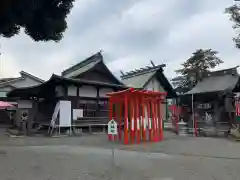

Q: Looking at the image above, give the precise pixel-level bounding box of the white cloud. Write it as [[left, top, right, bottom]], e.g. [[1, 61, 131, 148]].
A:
[[0, 55, 19, 78], [0, 0, 239, 81]]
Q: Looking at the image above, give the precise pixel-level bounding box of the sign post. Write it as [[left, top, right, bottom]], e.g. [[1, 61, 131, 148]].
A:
[[108, 119, 118, 167]]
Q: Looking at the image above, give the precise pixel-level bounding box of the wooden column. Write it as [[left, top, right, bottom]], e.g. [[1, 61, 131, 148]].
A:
[[77, 85, 80, 97], [96, 87, 100, 111], [63, 85, 68, 100]]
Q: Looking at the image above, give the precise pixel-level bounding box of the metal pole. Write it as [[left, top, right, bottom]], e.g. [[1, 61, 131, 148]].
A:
[[112, 143, 115, 167], [192, 93, 195, 136]]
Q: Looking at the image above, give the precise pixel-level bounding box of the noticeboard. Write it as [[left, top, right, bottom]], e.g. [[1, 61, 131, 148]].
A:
[[108, 119, 118, 135]]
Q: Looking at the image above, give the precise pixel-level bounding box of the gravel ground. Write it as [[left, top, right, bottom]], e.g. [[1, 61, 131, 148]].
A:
[[0, 131, 239, 180]]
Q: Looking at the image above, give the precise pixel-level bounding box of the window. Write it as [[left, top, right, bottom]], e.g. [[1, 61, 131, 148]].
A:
[[78, 98, 109, 118], [0, 91, 7, 97]]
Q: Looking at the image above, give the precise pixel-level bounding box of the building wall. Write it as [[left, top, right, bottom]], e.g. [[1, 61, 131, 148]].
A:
[[68, 86, 77, 96], [66, 85, 114, 98], [144, 76, 165, 92], [56, 86, 65, 97], [79, 86, 97, 97], [144, 75, 167, 121], [99, 88, 114, 97], [0, 86, 14, 98], [65, 85, 112, 123], [0, 86, 14, 91]]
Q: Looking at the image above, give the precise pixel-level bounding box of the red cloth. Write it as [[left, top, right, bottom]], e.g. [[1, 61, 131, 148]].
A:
[[0, 101, 13, 109]]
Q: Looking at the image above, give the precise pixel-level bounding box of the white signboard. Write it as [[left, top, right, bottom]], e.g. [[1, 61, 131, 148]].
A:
[[73, 109, 83, 120], [108, 119, 118, 135], [59, 101, 72, 127]]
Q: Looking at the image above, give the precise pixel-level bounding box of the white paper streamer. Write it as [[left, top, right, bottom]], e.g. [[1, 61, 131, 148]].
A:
[[131, 118, 134, 130], [149, 118, 152, 129]]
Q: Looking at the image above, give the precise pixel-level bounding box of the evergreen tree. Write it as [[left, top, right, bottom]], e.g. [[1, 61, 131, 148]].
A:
[[0, 0, 74, 42], [174, 49, 223, 90], [226, 4, 240, 48]]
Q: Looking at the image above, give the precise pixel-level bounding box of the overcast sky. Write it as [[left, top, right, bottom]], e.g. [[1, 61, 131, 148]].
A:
[[1, 0, 239, 80]]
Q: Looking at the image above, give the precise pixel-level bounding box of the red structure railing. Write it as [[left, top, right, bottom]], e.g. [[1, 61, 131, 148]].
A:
[[107, 88, 167, 144]]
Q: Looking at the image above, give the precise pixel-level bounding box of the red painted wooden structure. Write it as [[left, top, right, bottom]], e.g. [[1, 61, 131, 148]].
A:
[[236, 99, 240, 121], [107, 88, 167, 144]]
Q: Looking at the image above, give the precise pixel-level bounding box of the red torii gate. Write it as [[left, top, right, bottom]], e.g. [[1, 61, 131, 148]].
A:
[[106, 88, 167, 144]]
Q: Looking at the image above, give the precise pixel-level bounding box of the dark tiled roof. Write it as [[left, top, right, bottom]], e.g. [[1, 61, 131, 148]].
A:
[[0, 71, 44, 86], [185, 67, 239, 94], [61, 52, 123, 85], [7, 74, 126, 98], [0, 78, 18, 84], [20, 71, 45, 83], [62, 52, 103, 78]]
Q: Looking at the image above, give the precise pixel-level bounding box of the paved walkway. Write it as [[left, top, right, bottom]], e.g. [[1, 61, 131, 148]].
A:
[[0, 131, 240, 179], [0, 131, 240, 159]]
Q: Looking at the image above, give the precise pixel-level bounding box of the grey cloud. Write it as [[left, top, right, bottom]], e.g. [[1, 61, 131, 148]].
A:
[[0, 0, 238, 80]]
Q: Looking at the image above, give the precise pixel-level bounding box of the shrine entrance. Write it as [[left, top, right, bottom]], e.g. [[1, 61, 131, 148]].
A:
[[107, 88, 167, 144]]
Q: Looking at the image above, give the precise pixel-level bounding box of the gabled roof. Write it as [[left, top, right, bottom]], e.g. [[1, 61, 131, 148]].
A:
[[0, 71, 44, 86], [19, 71, 45, 83], [185, 66, 240, 95], [62, 52, 103, 78], [121, 64, 166, 88], [61, 52, 123, 85], [121, 64, 177, 97]]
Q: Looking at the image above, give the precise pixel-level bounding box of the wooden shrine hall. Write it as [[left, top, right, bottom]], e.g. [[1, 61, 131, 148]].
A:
[[7, 52, 176, 135], [7, 52, 126, 133]]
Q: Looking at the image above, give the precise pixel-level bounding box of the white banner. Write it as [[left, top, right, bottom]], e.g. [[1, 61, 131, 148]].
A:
[[137, 118, 140, 130], [131, 118, 134, 130], [149, 118, 152, 129]]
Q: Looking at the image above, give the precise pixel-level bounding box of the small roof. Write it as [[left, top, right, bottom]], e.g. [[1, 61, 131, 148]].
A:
[[121, 64, 177, 98], [121, 64, 166, 88], [185, 67, 240, 95], [19, 71, 45, 83], [122, 71, 156, 88], [0, 71, 44, 87]]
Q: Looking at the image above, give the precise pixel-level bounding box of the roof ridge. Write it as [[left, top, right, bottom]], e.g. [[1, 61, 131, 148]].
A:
[[206, 66, 239, 77], [121, 64, 166, 79], [20, 71, 45, 83], [62, 51, 103, 76]]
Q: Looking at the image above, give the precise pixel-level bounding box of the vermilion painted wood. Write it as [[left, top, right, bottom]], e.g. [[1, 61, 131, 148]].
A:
[[135, 95, 141, 144], [124, 94, 129, 144], [107, 88, 167, 144], [129, 97, 135, 144], [108, 98, 113, 141], [118, 102, 122, 141]]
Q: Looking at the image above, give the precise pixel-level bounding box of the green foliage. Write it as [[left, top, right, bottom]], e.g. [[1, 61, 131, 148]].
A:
[[174, 49, 223, 89], [0, 0, 74, 42], [225, 4, 240, 48]]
